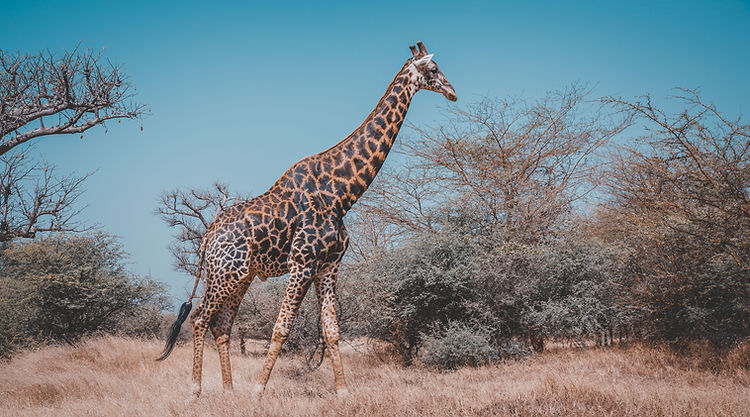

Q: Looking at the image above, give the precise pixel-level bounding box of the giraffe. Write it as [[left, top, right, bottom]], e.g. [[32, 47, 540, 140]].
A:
[[157, 41, 456, 397]]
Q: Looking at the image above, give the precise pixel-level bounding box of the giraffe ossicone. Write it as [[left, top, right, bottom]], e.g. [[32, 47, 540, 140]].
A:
[[157, 40, 456, 397]]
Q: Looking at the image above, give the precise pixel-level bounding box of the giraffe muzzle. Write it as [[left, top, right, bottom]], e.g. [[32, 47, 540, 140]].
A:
[[443, 84, 457, 102]]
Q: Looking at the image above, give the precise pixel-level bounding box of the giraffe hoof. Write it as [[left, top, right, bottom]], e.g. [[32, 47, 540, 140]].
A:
[[191, 383, 201, 399], [250, 383, 265, 399]]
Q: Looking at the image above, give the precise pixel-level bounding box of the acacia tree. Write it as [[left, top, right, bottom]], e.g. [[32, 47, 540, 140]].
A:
[[598, 89, 750, 345], [0, 47, 145, 241], [352, 85, 629, 247], [343, 87, 633, 357]]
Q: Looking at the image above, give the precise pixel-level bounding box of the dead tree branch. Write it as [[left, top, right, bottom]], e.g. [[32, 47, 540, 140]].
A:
[[0, 147, 92, 242], [156, 183, 248, 275], [0, 47, 147, 156]]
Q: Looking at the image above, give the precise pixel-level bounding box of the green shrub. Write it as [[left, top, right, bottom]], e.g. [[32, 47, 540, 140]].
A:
[[349, 231, 477, 365], [0, 233, 170, 355], [420, 321, 499, 370]]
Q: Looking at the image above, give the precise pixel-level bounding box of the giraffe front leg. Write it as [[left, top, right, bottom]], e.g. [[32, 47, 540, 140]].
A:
[[253, 265, 314, 397], [315, 270, 348, 396]]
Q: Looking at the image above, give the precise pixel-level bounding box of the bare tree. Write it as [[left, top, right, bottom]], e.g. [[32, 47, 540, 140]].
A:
[[0, 147, 91, 242], [596, 89, 750, 345], [352, 85, 629, 245], [346, 165, 442, 263], [1, 47, 146, 156], [0, 47, 144, 242], [601, 88, 750, 268], [156, 183, 248, 275]]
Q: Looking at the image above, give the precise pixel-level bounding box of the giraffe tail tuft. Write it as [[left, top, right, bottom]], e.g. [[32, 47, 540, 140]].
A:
[[155, 300, 192, 361]]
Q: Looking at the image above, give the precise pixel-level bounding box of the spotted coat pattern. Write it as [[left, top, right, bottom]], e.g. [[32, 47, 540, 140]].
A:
[[187, 42, 456, 397]]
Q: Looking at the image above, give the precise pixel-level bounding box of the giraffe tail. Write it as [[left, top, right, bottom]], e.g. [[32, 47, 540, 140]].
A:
[[156, 236, 207, 361], [155, 300, 192, 361]]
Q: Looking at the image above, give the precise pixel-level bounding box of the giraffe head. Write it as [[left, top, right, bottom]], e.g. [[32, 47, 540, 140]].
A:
[[408, 41, 457, 102]]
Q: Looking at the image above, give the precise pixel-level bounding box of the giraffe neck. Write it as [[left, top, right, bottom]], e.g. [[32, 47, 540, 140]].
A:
[[322, 61, 420, 216]]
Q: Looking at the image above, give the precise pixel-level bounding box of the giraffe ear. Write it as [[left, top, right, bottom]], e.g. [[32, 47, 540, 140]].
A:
[[413, 54, 434, 66]]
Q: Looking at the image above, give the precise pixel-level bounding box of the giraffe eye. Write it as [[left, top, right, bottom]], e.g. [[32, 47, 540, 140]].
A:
[[430, 68, 438, 74]]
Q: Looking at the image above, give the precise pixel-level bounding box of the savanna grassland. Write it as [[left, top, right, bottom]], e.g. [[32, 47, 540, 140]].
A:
[[1, 336, 749, 417]]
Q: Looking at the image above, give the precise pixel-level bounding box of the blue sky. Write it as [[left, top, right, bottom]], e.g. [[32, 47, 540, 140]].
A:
[[3, 0, 750, 302]]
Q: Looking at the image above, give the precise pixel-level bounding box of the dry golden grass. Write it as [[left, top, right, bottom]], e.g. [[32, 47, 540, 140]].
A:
[[1, 336, 748, 417]]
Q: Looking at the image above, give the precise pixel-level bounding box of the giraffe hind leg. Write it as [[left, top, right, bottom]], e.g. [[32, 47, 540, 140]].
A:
[[209, 279, 252, 392], [189, 300, 211, 397], [189, 276, 239, 397]]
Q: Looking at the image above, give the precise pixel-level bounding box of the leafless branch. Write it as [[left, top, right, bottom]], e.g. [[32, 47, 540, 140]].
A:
[[0, 147, 92, 242], [156, 183, 248, 275], [0, 47, 147, 156]]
